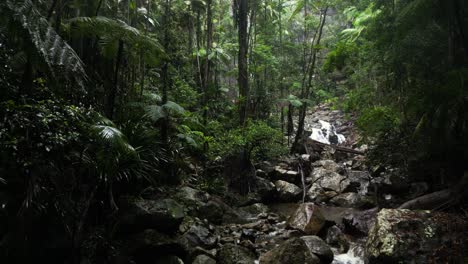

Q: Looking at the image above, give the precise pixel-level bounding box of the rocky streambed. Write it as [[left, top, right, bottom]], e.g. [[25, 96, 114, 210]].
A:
[[95, 105, 467, 264]]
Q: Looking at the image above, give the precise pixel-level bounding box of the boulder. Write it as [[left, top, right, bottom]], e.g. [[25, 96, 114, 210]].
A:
[[306, 185, 338, 203], [179, 224, 217, 251], [217, 244, 256, 264], [275, 180, 302, 202], [154, 256, 184, 264], [176, 186, 210, 206], [366, 209, 467, 263], [192, 254, 216, 264], [254, 176, 276, 202], [119, 198, 185, 233], [269, 166, 301, 183], [258, 237, 321, 264], [309, 168, 350, 194], [287, 203, 325, 235], [301, 236, 334, 264], [325, 225, 349, 253], [198, 200, 224, 224], [129, 229, 186, 262], [329, 192, 375, 208], [312, 160, 343, 173], [345, 170, 370, 195], [342, 208, 378, 236], [238, 203, 269, 219]]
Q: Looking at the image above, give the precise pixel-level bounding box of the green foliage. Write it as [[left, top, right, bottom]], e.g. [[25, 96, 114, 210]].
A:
[[69, 16, 164, 65], [3, 0, 88, 88], [209, 120, 287, 162], [356, 106, 400, 138], [341, 4, 381, 42], [323, 41, 357, 72]]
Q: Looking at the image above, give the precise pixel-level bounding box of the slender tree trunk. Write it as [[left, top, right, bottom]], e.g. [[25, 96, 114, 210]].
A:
[[278, 0, 285, 137], [292, 7, 328, 153], [204, 0, 213, 125], [238, 0, 249, 126], [107, 40, 124, 119], [161, 0, 171, 144]]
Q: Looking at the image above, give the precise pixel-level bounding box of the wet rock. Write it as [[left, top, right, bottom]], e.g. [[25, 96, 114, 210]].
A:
[[179, 224, 217, 251], [129, 229, 186, 262], [287, 203, 325, 235], [371, 169, 409, 194], [275, 180, 302, 202], [325, 226, 349, 254], [176, 186, 210, 206], [301, 236, 334, 264], [192, 254, 216, 264], [198, 200, 225, 224], [342, 208, 378, 236], [254, 177, 276, 202], [119, 198, 185, 233], [217, 244, 256, 264], [329, 193, 375, 209], [238, 203, 269, 218], [154, 255, 184, 264], [344, 171, 370, 195], [259, 237, 321, 264], [199, 197, 246, 224], [366, 209, 468, 263]]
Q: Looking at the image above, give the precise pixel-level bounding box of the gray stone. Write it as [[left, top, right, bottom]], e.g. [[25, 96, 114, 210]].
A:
[[325, 225, 349, 253], [275, 180, 302, 202], [310, 168, 350, 194], [287, 203, 325, 235], [301, 236, 334, 264], [366, 209, 468, 263], [312, 160, 343, 173], [329, 192, 375, 208], [119, 198, 185, 233], [255, 177, 276, 202], [217, 244, 256, 264], [259, 237, 320, 264], [343, 207, 378, 235], [179, 224, 217, 250], [192, 254, 216, 264]]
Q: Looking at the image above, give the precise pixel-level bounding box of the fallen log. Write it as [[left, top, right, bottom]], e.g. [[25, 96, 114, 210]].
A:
[[398, 189, 453, 210], [307, 139, 365, 155], [399, 172, 468, 210]]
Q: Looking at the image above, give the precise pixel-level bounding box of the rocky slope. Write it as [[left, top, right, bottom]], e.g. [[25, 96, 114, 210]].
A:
[[99, 105, 467, 264]]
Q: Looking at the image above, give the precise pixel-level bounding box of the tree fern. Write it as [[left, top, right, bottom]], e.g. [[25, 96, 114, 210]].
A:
[[5, 0, 88, 88]]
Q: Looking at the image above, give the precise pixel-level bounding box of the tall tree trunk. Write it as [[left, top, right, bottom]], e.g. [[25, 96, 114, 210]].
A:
[[204, 0, 213, 125], [278, 0, 285, 137], [107, 40, 124, 119], [161, 0, 171, 144], [292, 7, 328, 153], [238, 0, 249, 126]]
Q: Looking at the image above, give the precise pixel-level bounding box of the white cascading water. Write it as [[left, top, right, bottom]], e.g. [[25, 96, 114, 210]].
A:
[[333, 244, 366, 264], [310, 120, 346, 145]]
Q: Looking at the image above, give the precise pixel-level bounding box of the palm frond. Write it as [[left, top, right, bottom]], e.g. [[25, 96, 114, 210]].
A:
[[91, 116, 136, 154], [163, 101, 185, 115], [145, 105, 166, 122], [69, 16, 164, 63]]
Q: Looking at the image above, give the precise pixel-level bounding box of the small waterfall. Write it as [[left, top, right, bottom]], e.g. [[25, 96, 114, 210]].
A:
[[310, 120, 346, 145], [333, 243, 366, 264]]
